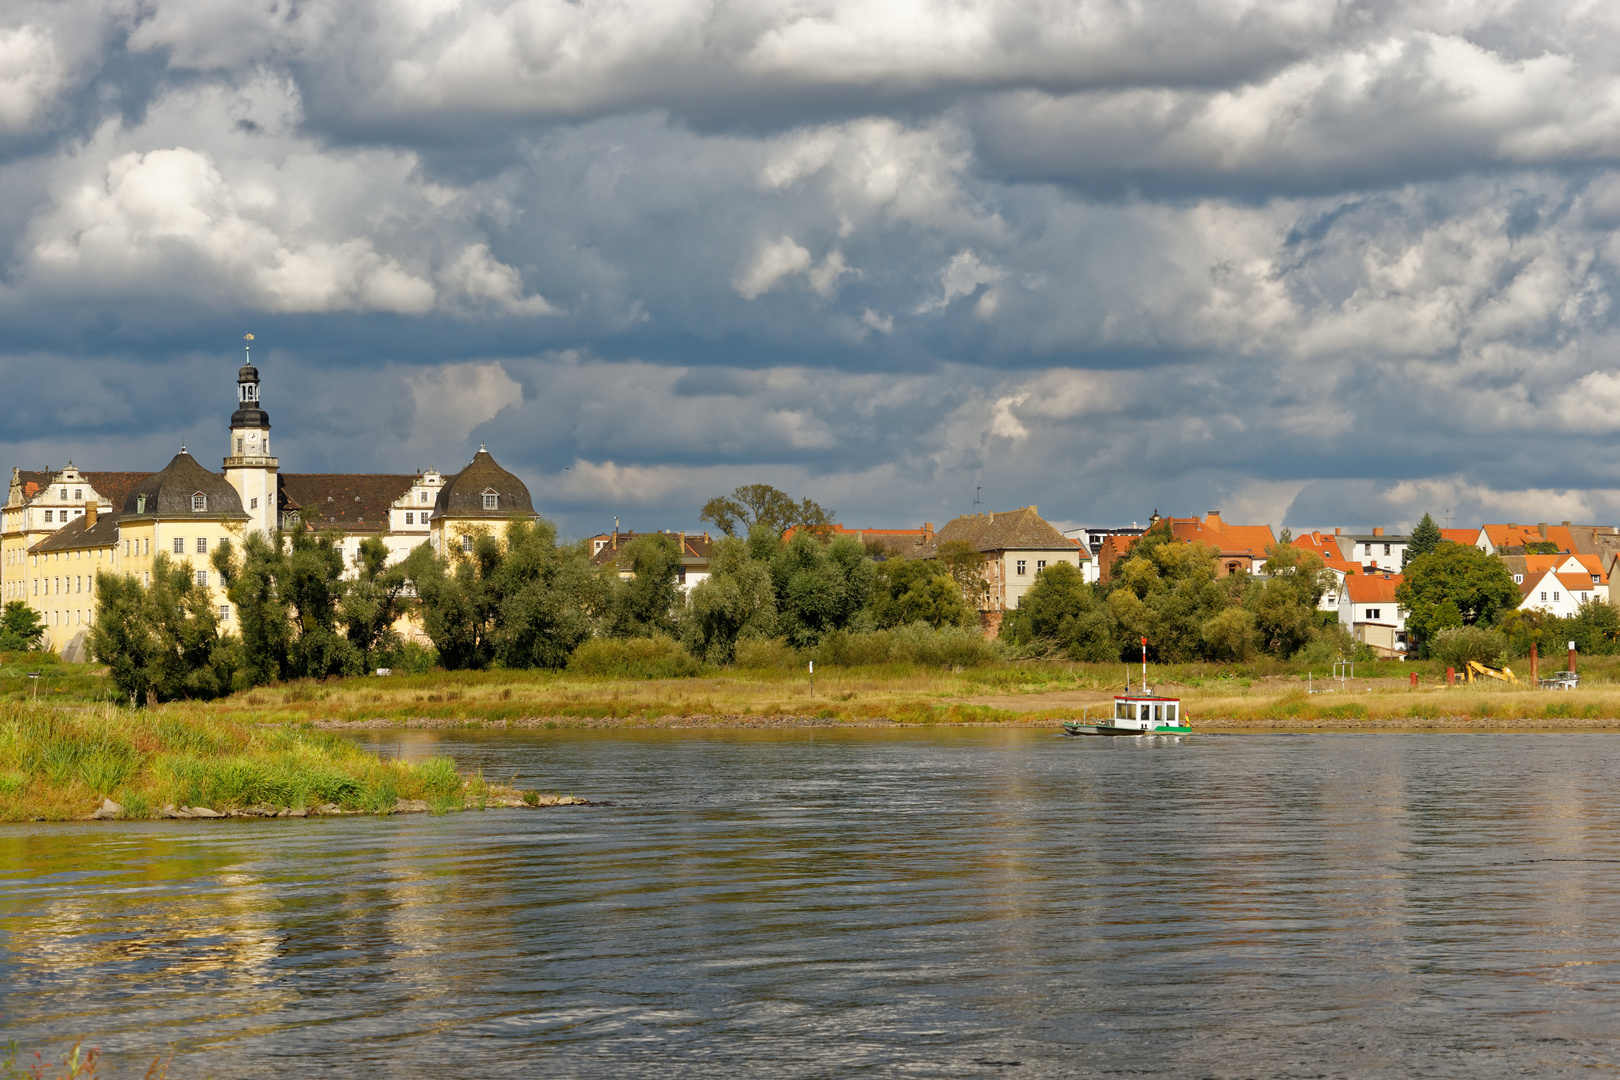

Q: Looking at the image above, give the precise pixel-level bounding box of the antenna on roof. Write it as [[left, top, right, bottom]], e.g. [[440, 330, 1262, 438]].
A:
[[973, 486, 982, 510]]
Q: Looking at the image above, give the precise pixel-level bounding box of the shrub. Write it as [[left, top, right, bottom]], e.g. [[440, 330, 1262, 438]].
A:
[[813, 624, 1002, 668], [733, 637, 801, 670], [1429, 625, 1510, 670], [383, 641, 439, 675], [567, 636, 705, 679]]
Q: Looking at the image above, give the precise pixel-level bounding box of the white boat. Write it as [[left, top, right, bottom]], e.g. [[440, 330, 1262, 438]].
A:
[[1063, 693, 1190, 736]]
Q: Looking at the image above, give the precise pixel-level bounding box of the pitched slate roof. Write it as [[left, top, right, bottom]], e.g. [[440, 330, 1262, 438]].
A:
[[279, 473, 415, 533], [28, 512, 120, 553], [924, 506, 1071, 555], [433, 449, 536, 520], [122, 452, 247, 520], [9, 469, 149, 510]]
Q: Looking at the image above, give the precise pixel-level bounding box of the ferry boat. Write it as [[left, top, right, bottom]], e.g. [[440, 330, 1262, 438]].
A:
[[1063, 693, 1190, 736]]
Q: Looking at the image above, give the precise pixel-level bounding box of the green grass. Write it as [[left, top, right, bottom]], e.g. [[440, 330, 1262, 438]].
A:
[[0, 702, 501, 821]]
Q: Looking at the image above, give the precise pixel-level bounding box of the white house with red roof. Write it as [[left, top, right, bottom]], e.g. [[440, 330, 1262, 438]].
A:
[[1518, 569, 1601, 617], [1339, 571, 1407, 657], [1289, 529, 1360, 610]]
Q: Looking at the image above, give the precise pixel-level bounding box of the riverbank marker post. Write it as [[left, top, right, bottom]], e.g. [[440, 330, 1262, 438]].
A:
[[28, 672, 40, 702], [808, 660, 814, 696], [1569, 640, 1577, 675], [1140, 637, 1148, 695]]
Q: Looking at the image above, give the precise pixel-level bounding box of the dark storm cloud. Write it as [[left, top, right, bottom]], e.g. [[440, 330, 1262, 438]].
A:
[[2, 0, 1620, 537]]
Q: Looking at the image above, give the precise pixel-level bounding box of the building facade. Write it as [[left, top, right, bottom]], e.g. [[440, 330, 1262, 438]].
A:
[[1, 359, 539, 654]]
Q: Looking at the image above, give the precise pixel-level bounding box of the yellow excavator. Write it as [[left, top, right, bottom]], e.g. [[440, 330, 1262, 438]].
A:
[[1464, 660, 1519, 685]]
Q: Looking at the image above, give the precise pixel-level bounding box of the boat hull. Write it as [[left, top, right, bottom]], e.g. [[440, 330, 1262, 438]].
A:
[[1063, 722, 1192, 737]]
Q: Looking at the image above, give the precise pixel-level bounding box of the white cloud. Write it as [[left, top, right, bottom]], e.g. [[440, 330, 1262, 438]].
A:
[[0, 24, 65, 133], [407, 361, 523, 454], [734, 235, 812, 299], [917, 249, 1003, 313]]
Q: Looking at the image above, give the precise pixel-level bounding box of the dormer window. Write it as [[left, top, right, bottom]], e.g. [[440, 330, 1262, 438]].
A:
[[483, 490, 499, 510], [136, 495, 147, 514], [192, 493, 207, 512]]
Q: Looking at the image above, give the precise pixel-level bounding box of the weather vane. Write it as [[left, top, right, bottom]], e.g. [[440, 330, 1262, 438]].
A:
[[245, 332, 254, 362]]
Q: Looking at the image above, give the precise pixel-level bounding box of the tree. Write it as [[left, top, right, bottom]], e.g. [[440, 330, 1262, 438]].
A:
[[1397, 541, 1520, 656], [1104, 536, 1229, 662], [937, 540, 989, 610], [682, 537, 778, 662], [700, 484, 835, 538], [868, 558, 976, 630], [770, 531, 875, 647], [338, 536, 412, 673], [91, 555, 239, 704], [609, 534, 684, 638], [1405, 513, 1442, 566], [998, 561, 1118, 660], [0, 601, 46, 652], [1247, 539, 1336, 656]]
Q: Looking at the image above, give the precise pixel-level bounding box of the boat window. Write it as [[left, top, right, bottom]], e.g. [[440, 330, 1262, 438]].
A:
[[1167, 704, 1177, 723], [1139, 704, 1150, 722], [1116, 701, 1129, 720]]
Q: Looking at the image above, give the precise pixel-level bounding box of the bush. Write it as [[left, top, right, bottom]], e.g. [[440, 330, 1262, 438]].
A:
[[567, 636, 705, 679], [1429, 625, 1510, 669], [814, 624, 1003, 668], [382, 641, 439, 675], [733, 637, 802, 670]]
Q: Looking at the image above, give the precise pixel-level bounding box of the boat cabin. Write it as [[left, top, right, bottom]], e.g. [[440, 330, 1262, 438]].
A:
[[1115, 695, 1180, 728]]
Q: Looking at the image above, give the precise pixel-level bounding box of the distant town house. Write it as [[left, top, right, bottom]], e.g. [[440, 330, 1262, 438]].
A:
[[1157, 511, 1276, 578], [587, 530, 715, 592], [1518, 569, 1599, 618], [1287, 530, 1360, 611], [920, 506, 1083, 632], [1339, 572, 1407, 658]]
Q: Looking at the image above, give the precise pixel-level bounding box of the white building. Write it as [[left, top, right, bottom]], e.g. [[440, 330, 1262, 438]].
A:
[[1339, 572, 1407, 657]]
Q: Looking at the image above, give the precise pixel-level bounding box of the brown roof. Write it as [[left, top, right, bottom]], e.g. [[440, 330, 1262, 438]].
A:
[[433, 449, 536, 520], [28, 511, 120, 553], [279, 473, 416, 533], [589, 531, 713, 568], [122, 452, 247, 521], [10, 469, 150, 510], [924, 506, 1071, 555]]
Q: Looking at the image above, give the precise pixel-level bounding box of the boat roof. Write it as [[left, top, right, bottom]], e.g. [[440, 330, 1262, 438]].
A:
[[1116, 693, 1180, 702]]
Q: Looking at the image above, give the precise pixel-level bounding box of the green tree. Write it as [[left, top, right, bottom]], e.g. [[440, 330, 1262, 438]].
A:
[[1246, 538, 1335, 656], [609, 534, 684, 638], [700, 484, 835, 538], [338, 536, 412, 673], [868, 558, 976, 630], [1104, 534, 1229, 661], [1405, 513, 1442, 566], [770, 531, 875, 647], [1397, 541, 1520, 656], [0, 600, 46, 652], [682, 537, 778, 662], [91, 554, 239, 704], [999, 561, 1118, 660], [936, 539, 989, 611]]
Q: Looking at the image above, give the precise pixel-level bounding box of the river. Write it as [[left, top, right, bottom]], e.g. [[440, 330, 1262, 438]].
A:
[[4, 729, 1620, 1077]]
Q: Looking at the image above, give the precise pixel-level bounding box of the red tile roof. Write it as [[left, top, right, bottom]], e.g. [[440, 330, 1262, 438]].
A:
[[1164, 513, 1275, 558], [1344, 573, 1401, 604], [1439, 528, 1477, 545]]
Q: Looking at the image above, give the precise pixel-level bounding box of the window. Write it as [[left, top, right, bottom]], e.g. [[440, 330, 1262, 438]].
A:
[[1037, 560, 1047, 571], [483, 492, 499, 510], [1367, 608, 1381, 620], [1514, 574, 1523, 583], [1553, 591, 1560, 602], [1594, 575, 1601, 584], [419, 490, 429, 503], [195, 570, 207, 587], [76, 576, 81, 593], [1541, 592, 1547, 602], [197, 537, 208, 554], [1016, 560, 1027, 575], [44, 511, 52, 523], [237, 438, 244, 454], [250, 497, 258, 510], [461, 535, 473, 553], [173, 537, 185, 553], [60, 488, 67, 499], [1365, 543, 1373, 555], [220, 605, 231, 621], [1383, 544, 1391, 555], [406, 512, 414, 525], [191, 493, 207, 511], [74, 489, 81, 500]]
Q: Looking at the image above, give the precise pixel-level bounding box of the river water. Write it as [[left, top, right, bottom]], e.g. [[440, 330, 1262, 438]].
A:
[[4, 729, 1620, 1077]]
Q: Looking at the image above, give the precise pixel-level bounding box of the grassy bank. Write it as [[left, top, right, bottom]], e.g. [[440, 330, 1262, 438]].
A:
[[0, 702, 560, 822], [12, 652, 1620, 736]]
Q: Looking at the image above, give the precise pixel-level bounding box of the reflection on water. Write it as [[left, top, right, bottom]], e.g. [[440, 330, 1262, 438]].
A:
[[5, 731, 1620, 1077]]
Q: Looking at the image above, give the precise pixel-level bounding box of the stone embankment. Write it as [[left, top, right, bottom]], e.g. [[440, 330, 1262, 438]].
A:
[[84, 793, 590, 821]]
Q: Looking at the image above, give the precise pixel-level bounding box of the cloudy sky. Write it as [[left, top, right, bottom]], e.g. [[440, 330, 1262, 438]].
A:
[[4, 0, 1620, 538]]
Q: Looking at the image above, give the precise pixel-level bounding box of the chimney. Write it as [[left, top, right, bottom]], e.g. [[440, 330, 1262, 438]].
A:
[[1207, 511, 1224, 527], [1508, 523, 1517, 530], [924, 522, 934, 541], [1335, 527, 1341, 535], [1029, 505, 1038, 517], [85, 503, 97, 527], [1538, 523, 1548, 539], [1563, 520, 1572, 527], [1373, 527, 1383, 537]]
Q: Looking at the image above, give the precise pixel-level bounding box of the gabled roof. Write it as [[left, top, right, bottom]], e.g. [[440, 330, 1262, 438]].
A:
[[926, 506, 1071, 555], [122, 452, 247, 521], [1289, 530, 1357, 575], [28, 512, 119, 553], [1439, 528, 1477, 545], [1344, 573, 1401, 604], [1164, 513, 1275, 558], [1555, 572, 1600, 596], [279, 473, 416, 534], [432, 449, 537, 520], [588, 530, 713, 568], [9, 468, 149, 512], [1479, 523, 1576, 553]]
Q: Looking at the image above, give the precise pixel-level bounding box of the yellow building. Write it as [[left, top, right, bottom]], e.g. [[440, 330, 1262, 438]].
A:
[[1, 352, 540, 656]]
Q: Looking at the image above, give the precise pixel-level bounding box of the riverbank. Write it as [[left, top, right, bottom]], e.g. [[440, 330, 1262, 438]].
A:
[[0, 703, 573, 822]]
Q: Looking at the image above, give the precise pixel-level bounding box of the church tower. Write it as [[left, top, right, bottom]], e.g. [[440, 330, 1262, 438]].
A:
[[222, 335, 279, 539]]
